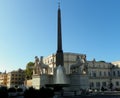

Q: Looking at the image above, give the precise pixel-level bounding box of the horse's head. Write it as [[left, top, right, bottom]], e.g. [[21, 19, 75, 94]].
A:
[[35, 56, 39, 65]]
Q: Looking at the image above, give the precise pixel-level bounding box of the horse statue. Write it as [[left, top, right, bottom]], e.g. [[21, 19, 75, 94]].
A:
[[70, 55, 87, 74], [70, 55, 81, 73], [39, 56, 49, 74], [33, 56, 42, 75]]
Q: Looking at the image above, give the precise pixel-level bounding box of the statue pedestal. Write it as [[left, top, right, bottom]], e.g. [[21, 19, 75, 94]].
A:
[[79, 74, 89, 89], [32, 74, 50, 89], [70, 73, 89, 90]]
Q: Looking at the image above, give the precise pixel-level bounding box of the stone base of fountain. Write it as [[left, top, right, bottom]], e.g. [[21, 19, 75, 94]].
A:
[[70, 74, 89, 90], [32, 74, 53, 89], [45, 65, 70, 91], [45, 84, 70, 91]]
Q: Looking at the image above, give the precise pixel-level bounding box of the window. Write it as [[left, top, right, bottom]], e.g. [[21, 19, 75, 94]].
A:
[[50, 68, 53, 73], [51, 59, 53, 62], [116, 81, 119, 86], [117, 71, 120, 76], [113, 71, 116, 76], [99, 71, 102, 76], [12, 78, 14, 80], [108, 72, 111, 76], [90, 82, 94, 87], [93, 72, 96, 77], [11, 82, 14, 84], [96, 82, 100, 87], [104, 72, 106, 76], [102, 82, 106, 86], [89, 72, 91, 76], [15, 82, 17, 84]]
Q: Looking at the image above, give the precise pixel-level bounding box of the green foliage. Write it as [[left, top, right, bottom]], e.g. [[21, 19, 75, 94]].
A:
[[25, 62, 34, 79]]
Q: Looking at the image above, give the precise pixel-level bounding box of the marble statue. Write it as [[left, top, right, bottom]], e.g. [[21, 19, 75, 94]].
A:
[[33, 56, 41, 75], [39, 56, 49, 74], [33, 56, 49, 75], [70, 55, 88, 74], [81, 55, 88, 74]]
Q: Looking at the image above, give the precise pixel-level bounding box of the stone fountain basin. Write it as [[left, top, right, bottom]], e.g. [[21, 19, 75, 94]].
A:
[[45, 84, 70, 91], [45, 84, 70, 88]]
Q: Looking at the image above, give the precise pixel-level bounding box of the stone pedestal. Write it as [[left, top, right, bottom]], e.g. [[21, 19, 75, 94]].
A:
[[70, 74, 89, 91], [32, 74, 50, 89], [79, 74, 89, 89]]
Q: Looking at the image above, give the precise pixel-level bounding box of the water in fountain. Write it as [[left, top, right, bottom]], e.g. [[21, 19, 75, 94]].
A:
[[54, 65, 67, 84], [45, 65, 69, 91]]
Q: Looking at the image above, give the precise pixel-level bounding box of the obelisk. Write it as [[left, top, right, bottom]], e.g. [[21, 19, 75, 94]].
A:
[[54, 2, 67, 84], [56, 3, 64, 67]]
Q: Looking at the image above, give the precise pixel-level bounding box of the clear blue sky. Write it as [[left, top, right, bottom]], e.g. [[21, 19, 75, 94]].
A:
[[0, 0, 120, 72]]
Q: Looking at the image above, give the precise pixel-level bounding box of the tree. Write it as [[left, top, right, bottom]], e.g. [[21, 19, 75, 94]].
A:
[[25, 62, 34, 79]]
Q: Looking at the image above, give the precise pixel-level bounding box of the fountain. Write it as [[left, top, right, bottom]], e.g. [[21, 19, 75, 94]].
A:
[[32, 2, 89, 92], [45, 65, 69, 91], [54, 65, 67, 84]]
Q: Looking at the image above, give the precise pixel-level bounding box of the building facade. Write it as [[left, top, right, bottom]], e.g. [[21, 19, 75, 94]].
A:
[[112, 61, 120, 67], [43, 52, 86, 74], [0, 71, 7, 86], [88, 60, 120, 90], [7, 69, 25, 88], [42, 52, 120, 90]]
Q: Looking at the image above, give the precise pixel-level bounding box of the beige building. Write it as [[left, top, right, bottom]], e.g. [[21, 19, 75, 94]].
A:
[[24, 79, 32, 88], [43, 52, 86, 74], [42, 52, 120, 90], [112, 61, 120, 67], [0, 71, 7, 86], [7, 69, 25, 88], [88, 60, 120, 90]]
